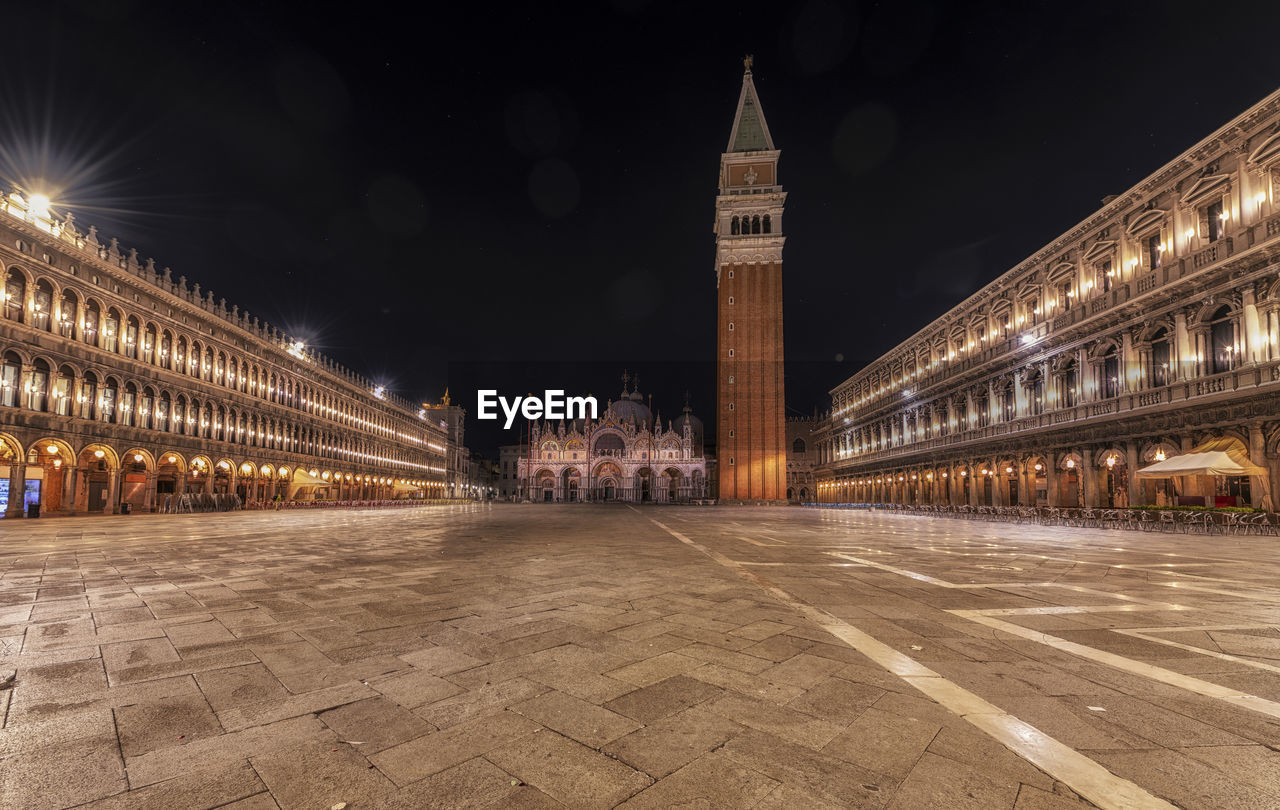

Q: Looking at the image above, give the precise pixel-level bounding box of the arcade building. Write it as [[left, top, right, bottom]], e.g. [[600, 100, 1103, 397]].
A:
[[0, 193, 459, 516], [815, 88, 1280, 511]]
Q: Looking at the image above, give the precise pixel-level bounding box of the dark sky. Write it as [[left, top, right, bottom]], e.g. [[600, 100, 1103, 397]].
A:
[[3, 0, 1278, 453]]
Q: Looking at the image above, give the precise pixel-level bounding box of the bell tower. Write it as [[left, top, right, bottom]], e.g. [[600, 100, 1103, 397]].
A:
[[715, 56, 786, 502]]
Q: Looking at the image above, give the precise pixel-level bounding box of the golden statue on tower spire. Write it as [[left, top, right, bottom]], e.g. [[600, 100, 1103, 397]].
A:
[[743, 54, 754, 73]]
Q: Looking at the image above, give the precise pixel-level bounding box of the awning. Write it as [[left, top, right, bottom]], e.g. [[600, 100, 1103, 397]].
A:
[[290, 469, 328, 485], [1135, 438, 1268, 479], [393, 482, 421, 494]]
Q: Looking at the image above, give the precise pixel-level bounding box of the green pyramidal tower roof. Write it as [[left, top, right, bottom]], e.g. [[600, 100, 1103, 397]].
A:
[[727, 67, 776, 153]]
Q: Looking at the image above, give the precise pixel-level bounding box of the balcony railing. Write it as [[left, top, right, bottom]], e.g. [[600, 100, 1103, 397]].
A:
[[823, 359, 1280, 468]]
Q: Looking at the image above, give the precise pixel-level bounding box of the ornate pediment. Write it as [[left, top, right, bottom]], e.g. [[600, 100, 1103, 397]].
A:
[[1125, 208, 1167, 235], [1180, 173, 1230, 205], [1081, 240, 1116, 263], [1248, 129, 1280, 166]]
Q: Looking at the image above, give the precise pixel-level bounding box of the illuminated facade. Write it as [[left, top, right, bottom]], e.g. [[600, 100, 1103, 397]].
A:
[[0, 195, 456, 516], [521, 377, 707, 503], [816, 89, 1280, 511], [715, 57, 787, 502]]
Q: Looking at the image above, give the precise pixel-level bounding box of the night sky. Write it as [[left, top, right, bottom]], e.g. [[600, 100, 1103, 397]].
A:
[[3, 1, 1278, 453]]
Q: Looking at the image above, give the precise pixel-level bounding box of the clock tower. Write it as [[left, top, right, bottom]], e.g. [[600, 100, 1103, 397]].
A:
[[715, 57, 787, 502]]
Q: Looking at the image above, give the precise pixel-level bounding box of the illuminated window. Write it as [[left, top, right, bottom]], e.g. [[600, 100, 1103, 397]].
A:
[[1205, 200, 1224, 242]]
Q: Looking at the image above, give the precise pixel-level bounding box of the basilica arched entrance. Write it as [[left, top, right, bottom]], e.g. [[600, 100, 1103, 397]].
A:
[[636, 467, 652, 502], [561, 468, 581, 502], [593, 461, 622, 501], [535, 469, 555, 502]]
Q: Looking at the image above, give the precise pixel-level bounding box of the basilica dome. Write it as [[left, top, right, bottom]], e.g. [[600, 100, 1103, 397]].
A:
[[607, 393, 651, 427]]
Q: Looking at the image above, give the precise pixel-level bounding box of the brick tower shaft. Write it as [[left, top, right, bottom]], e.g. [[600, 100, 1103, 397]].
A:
[[715, 58, 787, 502]]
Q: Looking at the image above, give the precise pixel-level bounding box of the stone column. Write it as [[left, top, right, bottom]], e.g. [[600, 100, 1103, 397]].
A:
[[5, 463, 26, 517], [1243, 287, 1262, 364], [1248, 423, 1267, 510], [144, 471, 157, 513], [1179, 435, 1197, 501], [107, 469, 121, 514], [1081, 450, 1098, 508], [62, 465, 76, 514], [1044, 459, 1058, 508], [1121, 330, 1135, 392], [1175, 310, 1192, 381], [1020, 461, 1035, 506], [1267, 308, 1279, 363], [1125, 441, 1142, 506]]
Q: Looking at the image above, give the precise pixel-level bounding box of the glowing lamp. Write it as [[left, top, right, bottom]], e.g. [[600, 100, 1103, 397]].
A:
[[27, 194, 51, 218], [94, 449, 105, 458], [46, 444, 58, 454]]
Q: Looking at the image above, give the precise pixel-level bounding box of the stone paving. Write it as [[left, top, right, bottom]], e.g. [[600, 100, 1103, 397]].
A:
[[1, 505, 1279, 808]]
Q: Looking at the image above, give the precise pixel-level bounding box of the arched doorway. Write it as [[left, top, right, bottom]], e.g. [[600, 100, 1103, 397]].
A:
[[1099, 450, 1128, 507], [536, 469, 555, 502], [664, 468, 682, 502], [78, 444, 118, 513], [593, 462, 622, 501], [1058, 453, 1083, 507], [636, 468, 652, 502], [562, 468, 581, 502]]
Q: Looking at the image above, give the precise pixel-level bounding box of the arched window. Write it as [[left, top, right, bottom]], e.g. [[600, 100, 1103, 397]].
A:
[[1, 352, 21, 407], [160, 331, 173, 369], [203, 347, 214, 381], [216, 406, 227, 441], [216, 352, 226, 386], [762, 214, 771, 234], [119, 382, 137, 426], [792, 437, 806, 454], [1210, 306, 1235, 373], [3, 269, 25, 322], [201, 404, 213, 438], [1102, 346, 1119, 399], [77, 372, 97, 419], [100, 378, 119, 422], [123, 316, 139, 359], [1060, 362, 1078, 408], [25, 359, 50, 411], [53, 365, 74, 416], [143, 325, 157, 364], [102, 309, 121, 353], [83, 301, 100, 345], [173, 396, 187, 435], [32, 280, 53, 330], [751, 215, 761, 234], [730, 216, 739, 235], [156, 393, 170, 432], [1150, 328, 1171, 387], [140, 387, 155, 430], [189, 341, 202, 376], [175, 336, 187, 373], [59, 289, 77, 337]]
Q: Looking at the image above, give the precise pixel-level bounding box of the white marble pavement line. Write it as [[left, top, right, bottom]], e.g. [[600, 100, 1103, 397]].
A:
[[818, 551, 1280, 722], [1108, 625, 1280, 676], [639, 512, 1175, 810]]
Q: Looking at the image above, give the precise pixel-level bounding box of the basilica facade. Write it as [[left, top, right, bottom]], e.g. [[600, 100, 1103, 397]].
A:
[[521, 377, 707, 503]]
